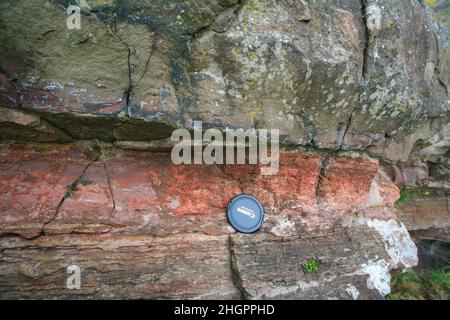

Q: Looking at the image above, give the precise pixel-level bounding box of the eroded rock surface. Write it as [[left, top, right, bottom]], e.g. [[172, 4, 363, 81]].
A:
[[0, 0, 447, 150], [0, 0, 448, 300], [0, 143, 417, 299]]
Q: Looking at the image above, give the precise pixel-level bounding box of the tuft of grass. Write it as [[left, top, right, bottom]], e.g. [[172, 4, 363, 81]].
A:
[[302, 258, 319, 273], [426, 269, 450, 299], [387, 267, 450, 300]]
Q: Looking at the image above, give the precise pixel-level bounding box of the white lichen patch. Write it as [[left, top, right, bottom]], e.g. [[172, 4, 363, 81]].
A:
[[361, 259, 391, 296], [345, 284, 360, 300], [366, 219, 418, 269], [43, 81, 64, 91], [198, 63, 226, 85], [366, 5, 382, 35], [270, 216, 296, 237]]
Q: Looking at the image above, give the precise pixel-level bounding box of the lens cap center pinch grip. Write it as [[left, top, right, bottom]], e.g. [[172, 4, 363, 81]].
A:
[[227, 194, 264, 233]]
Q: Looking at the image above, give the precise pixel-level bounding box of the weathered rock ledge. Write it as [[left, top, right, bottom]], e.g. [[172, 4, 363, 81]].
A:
[[0, 142, 417, 299], [0, 0, 448, 153]]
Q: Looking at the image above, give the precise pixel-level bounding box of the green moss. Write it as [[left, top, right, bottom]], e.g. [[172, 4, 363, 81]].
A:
[[387, 267, 450, 300], [240, 0, 267, 29], [64, 182, 78, 199], [79, 178, 92, 186], [244, 1, 267, 15], [64, 177, 92, 199], [250, 106, 264, 129], [247, 50, 258, 59], [302, 258, 319, 273], [98, 148, 110, 162]]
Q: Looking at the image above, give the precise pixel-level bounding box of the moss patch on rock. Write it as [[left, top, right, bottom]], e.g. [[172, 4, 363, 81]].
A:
[[396, 186, 434, 205]]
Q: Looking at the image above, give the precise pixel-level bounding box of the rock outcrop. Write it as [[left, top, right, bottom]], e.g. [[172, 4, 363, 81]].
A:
[[0, 0, 448, 148], [0, 142, 417, 299], [0, 0, 448, 299]]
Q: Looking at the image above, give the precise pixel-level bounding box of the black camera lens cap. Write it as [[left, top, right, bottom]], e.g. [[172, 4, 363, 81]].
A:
[[227, 194, 264, 234]]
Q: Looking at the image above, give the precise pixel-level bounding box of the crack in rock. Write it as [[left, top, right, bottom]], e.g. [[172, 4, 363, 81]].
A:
[[229, 235, 252, 300], [103, 161, 116, 215], [38, 160, 96, 238]]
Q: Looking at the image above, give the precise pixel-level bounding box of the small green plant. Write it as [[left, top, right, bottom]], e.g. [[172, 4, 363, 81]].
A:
[[64, 177, 92, 199], [64, 182, 78, 199], [396, 187, 433, 205], [396, 188, 413, 204], [302, 258, 319, 273]]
